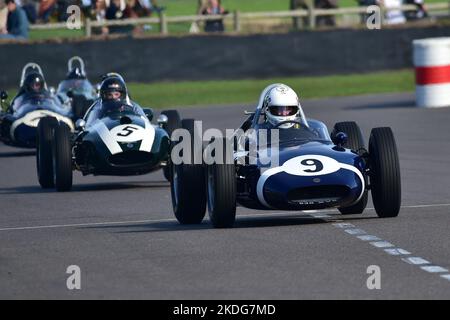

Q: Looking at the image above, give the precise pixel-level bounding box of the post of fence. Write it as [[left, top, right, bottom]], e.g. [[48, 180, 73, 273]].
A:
[[308, 5, 316, 29], [159, 12, 168, 35], [233, 10, 241, 32], [84, 18, 91, 38]]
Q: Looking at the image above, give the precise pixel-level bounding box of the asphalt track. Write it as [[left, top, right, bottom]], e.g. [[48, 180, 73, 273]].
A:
[[0, 92, 449, 299]]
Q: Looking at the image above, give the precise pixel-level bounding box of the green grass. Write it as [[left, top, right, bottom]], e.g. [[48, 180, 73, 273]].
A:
[[3, 70, 414, 110], [128, 70, 414, 108], [29, 28, 85, 41]]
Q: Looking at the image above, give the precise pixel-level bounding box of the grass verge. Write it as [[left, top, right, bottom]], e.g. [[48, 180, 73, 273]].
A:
[[3, 70, 414, 110], [129, 70, 414, 108]]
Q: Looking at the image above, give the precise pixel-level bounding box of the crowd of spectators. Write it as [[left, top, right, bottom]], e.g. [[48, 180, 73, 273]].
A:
[[0, 0, 164, 39], [290, 0, 429, 27], [0, 0, 433, 40]]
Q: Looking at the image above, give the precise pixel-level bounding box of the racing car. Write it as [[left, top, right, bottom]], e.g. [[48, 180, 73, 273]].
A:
[[170, 83, 401, 228], [0, 63, 74, 148], [36, 73, 181, 191], [56, 56, 97, 119]]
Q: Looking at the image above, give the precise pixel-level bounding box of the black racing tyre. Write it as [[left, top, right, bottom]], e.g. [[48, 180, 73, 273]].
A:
[[161, 110, 181, 181], [206, 138, 236, 228], [334, 121, 368, 215], [53, 123, 73, 192], [36, 117, 58, 188], [333, 121, 365, 151], [170, 119, 206, 224], [369, 127, 401, 218]]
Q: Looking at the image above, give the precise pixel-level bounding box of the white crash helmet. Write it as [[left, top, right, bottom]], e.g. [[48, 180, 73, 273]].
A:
[[264, 84, 302, 129]]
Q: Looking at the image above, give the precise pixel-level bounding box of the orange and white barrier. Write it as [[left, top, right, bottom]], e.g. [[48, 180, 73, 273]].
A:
[[413, 38, 450, 108]]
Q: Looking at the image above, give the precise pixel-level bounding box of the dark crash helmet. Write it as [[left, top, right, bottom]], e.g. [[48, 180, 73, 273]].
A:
[[66, 67, 86, 80], [99, 75, 128, 103], [23, 72, 46, 94]]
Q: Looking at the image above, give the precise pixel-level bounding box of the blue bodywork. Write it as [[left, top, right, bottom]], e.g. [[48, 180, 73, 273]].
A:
[[235, 120, 367, 211]]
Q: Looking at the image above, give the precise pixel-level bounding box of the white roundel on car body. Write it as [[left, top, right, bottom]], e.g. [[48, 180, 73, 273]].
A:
[[110, 124, 146, 143], [282, 155, 341, 176]]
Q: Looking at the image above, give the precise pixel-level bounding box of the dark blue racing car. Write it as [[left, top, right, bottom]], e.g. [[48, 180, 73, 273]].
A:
[[170, 84, 401, 228], [0, 63, 74, 148]]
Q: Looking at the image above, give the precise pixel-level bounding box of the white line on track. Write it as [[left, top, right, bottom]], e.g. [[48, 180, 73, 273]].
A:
[[0, 210, 326, 232], [321, 213, 450, 285], [1, 202, 449, 283], [0, 202, 449, 232]]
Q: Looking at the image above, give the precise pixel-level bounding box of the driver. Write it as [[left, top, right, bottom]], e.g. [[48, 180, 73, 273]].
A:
[[98, 74, 139, 116], [262, 85, 303, 129], [8, 72, 49, 112], [23, 72, 46, 95]]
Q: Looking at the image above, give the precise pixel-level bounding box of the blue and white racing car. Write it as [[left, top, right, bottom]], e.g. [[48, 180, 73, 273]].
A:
[[170, 84, 401, 228], [0, 63, 74, 148]]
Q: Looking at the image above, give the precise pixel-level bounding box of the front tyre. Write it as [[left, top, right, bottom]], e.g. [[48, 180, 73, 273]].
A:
[[53, 123, 73, 192], [36, 117, 58, 188], [369, 127, 401, 218], [206, 138, 236, 228], [170, 119, 206, 224]]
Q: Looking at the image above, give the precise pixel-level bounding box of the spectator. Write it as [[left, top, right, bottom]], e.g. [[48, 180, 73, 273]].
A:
[[404, 0, 428, 20], [0, 0, 8, 32], [38, 0, 56, 23], [20, 0, 37, 23], [105, 0, 134, 34], [382, 0, 406, 24], [201, 0, 228, 32], [94, 0, 109, 34], [0, 0, 29, 39], [290, 0, 309, 28], [315, 0, 339, 27], [356, 0, 378, 24]]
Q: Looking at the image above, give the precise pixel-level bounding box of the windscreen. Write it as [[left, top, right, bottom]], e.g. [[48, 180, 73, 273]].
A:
[[57, 79, 96, 99]]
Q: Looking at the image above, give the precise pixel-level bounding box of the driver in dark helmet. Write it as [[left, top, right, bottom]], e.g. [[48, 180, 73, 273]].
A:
[[66, 67, 86, 80], [98, 74, 141, 116], [100, 76, 128, 103], [23, 72, 46, 94]]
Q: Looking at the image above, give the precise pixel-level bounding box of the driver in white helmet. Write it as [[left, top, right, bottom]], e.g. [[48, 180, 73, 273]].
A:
[[262, 84, 304, 129]]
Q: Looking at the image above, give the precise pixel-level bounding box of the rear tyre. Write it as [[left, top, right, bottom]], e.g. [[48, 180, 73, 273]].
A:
[[36, 117, 58, 188], [170, 119, 206, 224], [206, 138, 236, 228], [161, 110, 181, 181], [333, 121, 365, 151], [334, 121, 368, 215], [53, 123, 73, 192], [369, 127, 401, 218]]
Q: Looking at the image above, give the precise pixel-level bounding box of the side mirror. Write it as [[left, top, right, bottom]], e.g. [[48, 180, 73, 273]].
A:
[[143, 108, 154, 121], [0, 91, 8, 101], [66, 90, 74, 98], [49, 86, 56, 95], [157, 114, 168, 127], [75, 119, 86, 130], [332, 131, 348, 147]]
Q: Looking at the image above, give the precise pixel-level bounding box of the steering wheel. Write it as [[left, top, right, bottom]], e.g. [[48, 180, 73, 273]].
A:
[[273, 120, 306, 128]]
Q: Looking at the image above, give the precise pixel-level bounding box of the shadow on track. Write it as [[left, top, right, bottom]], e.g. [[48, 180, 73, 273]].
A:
[[0, 150, 35, 158], [0, 181, 169, 194], [344, 99, 415, 110], [82, 213, 378, 233]]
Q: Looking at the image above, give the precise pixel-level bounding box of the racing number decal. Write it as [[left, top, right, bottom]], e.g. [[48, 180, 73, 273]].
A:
[[283, 155, 341, 177], [110, 124, 146, 143], [117, 126, 138, 137], [300, 159, 324, 173]]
